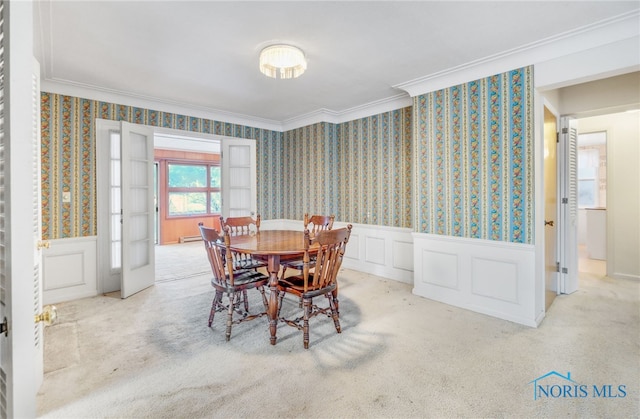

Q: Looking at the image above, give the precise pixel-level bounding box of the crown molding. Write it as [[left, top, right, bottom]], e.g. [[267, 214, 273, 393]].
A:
[[41, 79, 413, 133], [394, 10, 640, 97], [281, 93, 412, 131], [40, 79, 286, 132]]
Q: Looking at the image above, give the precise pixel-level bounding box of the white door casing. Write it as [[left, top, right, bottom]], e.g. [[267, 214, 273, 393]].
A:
[[559, 116, 579, 294], [221, 138, 257, 218], [120, 121, 155, 298]]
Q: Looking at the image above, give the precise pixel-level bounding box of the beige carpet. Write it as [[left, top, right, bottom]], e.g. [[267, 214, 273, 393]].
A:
[[37, 267, 639, 418]]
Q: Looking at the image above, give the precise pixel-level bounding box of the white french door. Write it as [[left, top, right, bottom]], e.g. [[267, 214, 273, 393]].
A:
[[559, 116, 579, 294], [221, 138, 257, 218], [97, 121, 155, 298], [98, 129, 254, 295], [120, 122, 155, 298]]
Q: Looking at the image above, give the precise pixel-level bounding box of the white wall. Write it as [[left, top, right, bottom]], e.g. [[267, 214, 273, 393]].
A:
[[559, 72, 640, 116], [578, 112, 640, 280]]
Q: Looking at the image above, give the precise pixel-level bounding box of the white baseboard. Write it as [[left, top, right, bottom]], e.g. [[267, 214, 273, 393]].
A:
[[609, 272, 640, 281], [43, 236, 97, 304], [412, 233, 538, 327]]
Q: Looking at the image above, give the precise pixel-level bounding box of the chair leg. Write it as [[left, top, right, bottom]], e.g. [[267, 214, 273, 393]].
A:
[[243, 289, 249, 313], [225, 292, 234, 341], [277, 290, 285, 318], [332, 289, 340, 316], [328, 293, 341, 333], [303, 297, 311, 349], [209, 291, 222, 327]]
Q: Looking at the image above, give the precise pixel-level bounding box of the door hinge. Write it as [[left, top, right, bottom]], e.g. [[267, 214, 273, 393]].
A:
[[562, 197, 568, 204], [561, 267, 568, 274], [556, 262, 560, 273], [556, 132, 559, 143], [561, 127, 568, 134]]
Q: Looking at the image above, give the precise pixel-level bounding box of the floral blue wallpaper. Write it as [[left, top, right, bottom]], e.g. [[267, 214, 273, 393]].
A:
[[41, 65, 533, 245], [414, 66, 534, 243]]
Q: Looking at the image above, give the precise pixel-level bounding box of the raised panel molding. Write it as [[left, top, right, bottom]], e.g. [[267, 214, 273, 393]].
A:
[[43, 236, 97, 304], [413, 232, 538, 327], [392, 240, 414, 271], [364, 236, 385, 265], [420, 250, 459, 290], [471, 257, 518, 303], [44, 253, 85, 289], [345, 233, 361, 261]]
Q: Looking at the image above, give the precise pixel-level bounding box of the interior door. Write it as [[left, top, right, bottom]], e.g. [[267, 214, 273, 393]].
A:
[[32, 57, 45, 390], [0, 1, 39, 415], [559, 116, 579, 294], [221, 138, 257, 218], [543, 107, 559, 309], [120, 121, 155, 298]]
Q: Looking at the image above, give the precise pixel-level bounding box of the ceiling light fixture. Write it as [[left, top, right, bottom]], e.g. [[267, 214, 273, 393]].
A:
[[259, 44, 307, 79]]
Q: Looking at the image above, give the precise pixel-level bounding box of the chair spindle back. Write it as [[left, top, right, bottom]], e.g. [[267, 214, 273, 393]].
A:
[[302, 224, 352, 292], [198, 224, 237, 286], [220, 215, 261, 236], [304, 213, 335, 235]]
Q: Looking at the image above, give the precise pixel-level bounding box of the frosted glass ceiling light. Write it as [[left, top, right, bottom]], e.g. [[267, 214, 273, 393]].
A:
[[259, 44, 307, 79]]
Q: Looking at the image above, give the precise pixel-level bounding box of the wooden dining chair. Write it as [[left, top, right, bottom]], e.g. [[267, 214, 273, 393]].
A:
[[198, 224, 269, 341], [219, 215, 267, 271], [277, 224, 352, 349], [220, 215, 261, 236], [280, 213, 335, 279]]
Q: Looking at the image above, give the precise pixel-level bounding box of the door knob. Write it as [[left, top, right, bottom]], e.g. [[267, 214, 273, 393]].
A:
[[37, 240, 50, 250], [34, 305, 58, 326], [544, 220, 554, 227]]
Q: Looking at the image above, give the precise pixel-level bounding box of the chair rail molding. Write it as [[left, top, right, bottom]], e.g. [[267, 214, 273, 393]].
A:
[[412, 232, 539, 327]]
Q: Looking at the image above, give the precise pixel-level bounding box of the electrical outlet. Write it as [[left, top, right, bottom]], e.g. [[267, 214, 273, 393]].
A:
[[62, 192, 71, 203]]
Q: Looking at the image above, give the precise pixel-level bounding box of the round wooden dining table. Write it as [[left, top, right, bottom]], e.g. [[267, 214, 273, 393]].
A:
[[227, 230, 318, 345]]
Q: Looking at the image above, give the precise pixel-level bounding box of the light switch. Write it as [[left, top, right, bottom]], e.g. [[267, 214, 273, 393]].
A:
[[62, 191, 71, 203]]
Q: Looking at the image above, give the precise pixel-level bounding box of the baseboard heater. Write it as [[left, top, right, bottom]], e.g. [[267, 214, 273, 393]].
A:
[[179, 235, 202, 243]]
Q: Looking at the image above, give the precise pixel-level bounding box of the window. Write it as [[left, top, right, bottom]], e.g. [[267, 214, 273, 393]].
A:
[[167, 162, 221, 216], [577, 131, 606, 209], [578, 148, 598, 208]]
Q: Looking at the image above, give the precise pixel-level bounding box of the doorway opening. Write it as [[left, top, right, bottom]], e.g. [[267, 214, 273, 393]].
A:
[[576, 130, 607, 278], [563, 109, 639, 286]]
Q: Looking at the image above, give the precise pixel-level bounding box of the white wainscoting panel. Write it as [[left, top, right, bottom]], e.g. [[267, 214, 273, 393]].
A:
[[365, 236, 385, 266], [413, 233, 538, 327], [43, 236, 97, 304], [420, 249, 459, 290], [393, 240, 414, 271], [261, 220, 414, 284], [331, 222, 414, 284]]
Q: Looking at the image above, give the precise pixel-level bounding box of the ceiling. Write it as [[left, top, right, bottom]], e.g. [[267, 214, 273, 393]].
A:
[[34, 1, 640, 128]]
